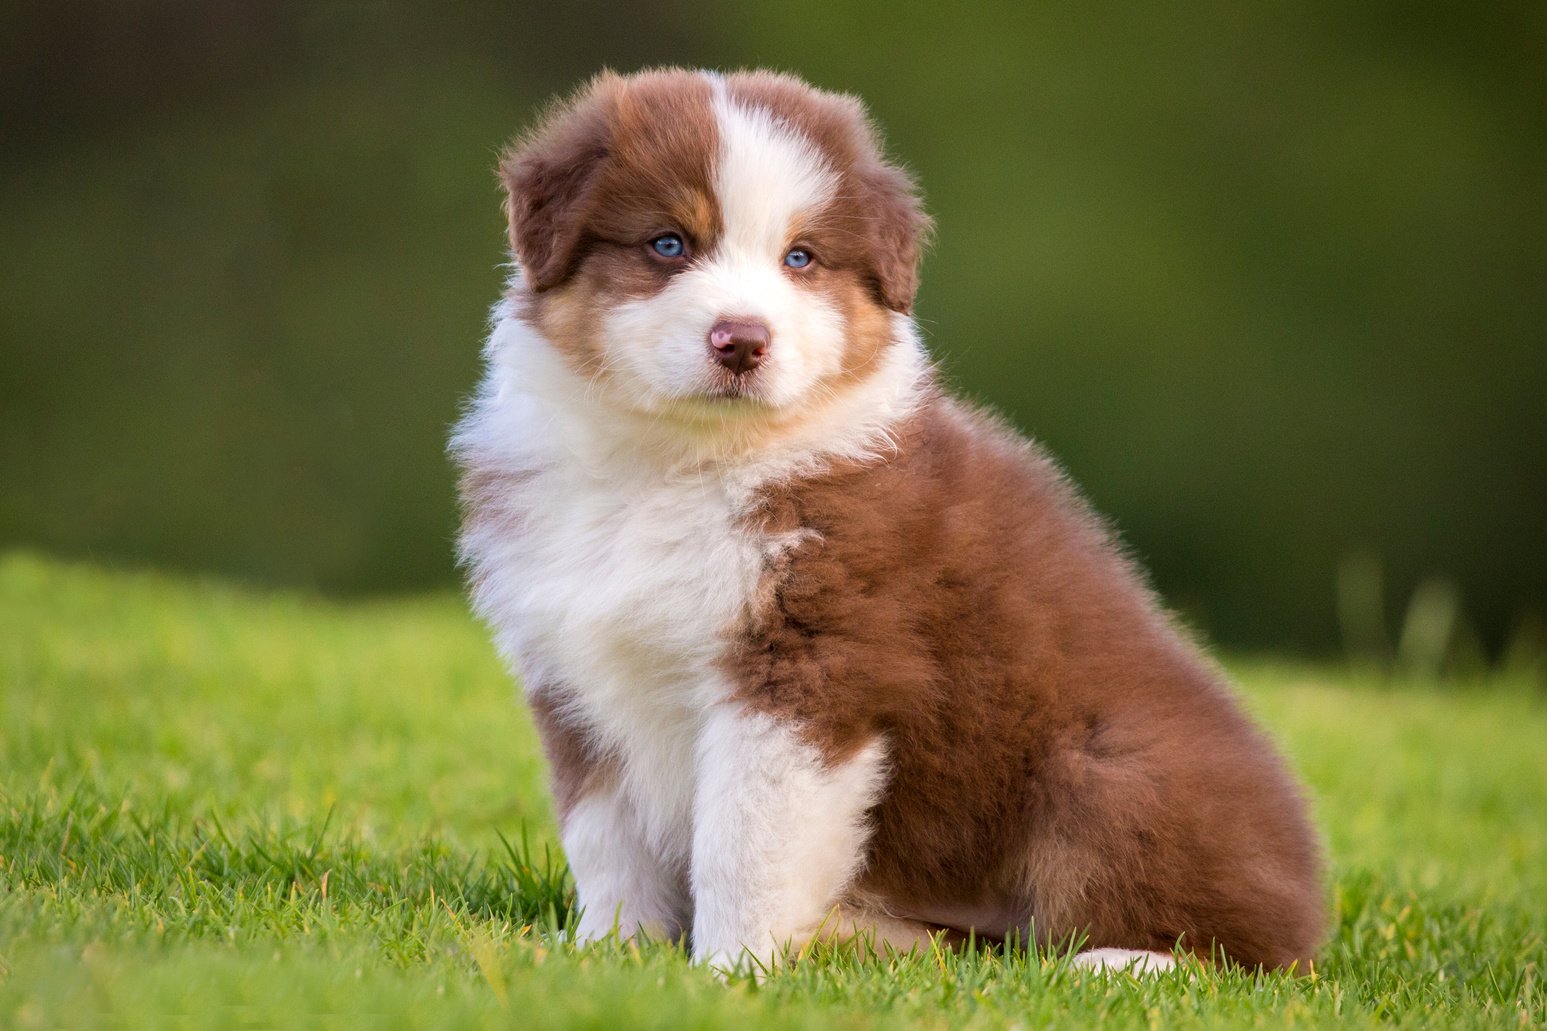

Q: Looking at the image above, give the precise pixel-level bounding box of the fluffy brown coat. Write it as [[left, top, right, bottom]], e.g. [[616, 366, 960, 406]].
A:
[[729, 396, 1326, 968]]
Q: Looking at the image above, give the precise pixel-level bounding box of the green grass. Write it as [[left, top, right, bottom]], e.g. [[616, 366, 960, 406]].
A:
[[1, 551, 1542, 1029]]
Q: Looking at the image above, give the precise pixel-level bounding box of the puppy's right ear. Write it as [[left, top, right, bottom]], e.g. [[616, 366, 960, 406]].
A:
[[498, 76, 617, 292]]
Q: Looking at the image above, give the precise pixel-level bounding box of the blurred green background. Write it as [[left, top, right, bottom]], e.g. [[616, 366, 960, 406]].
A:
[[3, 1, 1543, 658]]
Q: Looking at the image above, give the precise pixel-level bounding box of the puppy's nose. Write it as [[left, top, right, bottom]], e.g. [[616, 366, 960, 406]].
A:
[[708, 319, 770, 374]]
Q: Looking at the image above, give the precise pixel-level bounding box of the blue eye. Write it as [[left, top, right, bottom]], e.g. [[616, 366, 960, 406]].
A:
[[650, 234, 686, 258], [783, 247, 813, 269]]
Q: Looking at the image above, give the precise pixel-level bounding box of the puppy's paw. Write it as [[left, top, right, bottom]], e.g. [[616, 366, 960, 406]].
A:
[[696, 947, 776, 984], [1070, 947, 1177, 975]]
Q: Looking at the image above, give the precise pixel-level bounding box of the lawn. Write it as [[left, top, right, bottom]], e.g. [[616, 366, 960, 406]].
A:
[[1, 551, 1542, 1028]]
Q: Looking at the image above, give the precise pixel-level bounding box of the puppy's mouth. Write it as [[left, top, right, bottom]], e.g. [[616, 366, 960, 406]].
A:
[[704, 379, 757, 401], [698, 367, 771, 404]]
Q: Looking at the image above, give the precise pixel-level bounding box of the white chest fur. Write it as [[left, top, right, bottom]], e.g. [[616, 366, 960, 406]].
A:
[[454, 307, 928, 878], [504, 453, 764, 857], [456, 355, 768, 866]]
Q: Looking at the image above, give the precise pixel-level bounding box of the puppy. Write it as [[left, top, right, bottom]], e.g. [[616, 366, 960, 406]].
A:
[[453, 68, 1325, 973]]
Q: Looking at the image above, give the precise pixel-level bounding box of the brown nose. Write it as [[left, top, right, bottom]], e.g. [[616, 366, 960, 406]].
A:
[[708, 319, 770, 374]]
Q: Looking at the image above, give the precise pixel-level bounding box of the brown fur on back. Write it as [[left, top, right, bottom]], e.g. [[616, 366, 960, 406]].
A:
[[726, 395, 1326, 969]]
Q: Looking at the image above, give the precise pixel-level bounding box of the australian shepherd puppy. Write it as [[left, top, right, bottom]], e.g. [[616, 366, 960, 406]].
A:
[[453, 68, 1325, 974]]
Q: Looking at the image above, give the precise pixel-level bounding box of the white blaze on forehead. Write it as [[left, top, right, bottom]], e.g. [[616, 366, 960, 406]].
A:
[[708, 79, 838, 257]]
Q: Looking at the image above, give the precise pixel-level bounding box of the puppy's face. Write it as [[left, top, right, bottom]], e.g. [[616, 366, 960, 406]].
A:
[[500, 69, 929, 419]]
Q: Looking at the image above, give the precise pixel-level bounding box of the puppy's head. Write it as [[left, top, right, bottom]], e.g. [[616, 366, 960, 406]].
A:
[[499, 68, 930, 418]]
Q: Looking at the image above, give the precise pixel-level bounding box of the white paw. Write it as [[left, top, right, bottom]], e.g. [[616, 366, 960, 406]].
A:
[[1070, 948, 1177, 975], [697, 947, 776, 984]]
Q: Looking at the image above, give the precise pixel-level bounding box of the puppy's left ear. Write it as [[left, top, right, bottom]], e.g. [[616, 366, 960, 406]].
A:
[[862, 162, 932, 315], [498, 75, 617, 292]]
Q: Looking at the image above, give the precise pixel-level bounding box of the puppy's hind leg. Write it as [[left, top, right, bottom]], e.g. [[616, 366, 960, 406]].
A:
[[1070, 947, 1178, 975], [821, 905, 954, 956]]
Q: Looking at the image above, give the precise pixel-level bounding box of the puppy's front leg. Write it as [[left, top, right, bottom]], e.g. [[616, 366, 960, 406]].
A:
[[530, 689, 688, 943], [690, 704, 886, 970], [564, 782, 688, 943]]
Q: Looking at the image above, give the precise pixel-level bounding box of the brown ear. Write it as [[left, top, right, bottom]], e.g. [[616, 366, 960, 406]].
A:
[[861, 161, 932, 314], [498, 77, 617, 292]]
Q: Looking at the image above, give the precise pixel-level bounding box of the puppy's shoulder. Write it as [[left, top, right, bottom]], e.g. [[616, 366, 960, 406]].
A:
[[755, 390, 1108, 564]]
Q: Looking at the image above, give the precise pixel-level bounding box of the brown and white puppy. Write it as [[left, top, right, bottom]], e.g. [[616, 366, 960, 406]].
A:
[[453, 68, 1325, 974]]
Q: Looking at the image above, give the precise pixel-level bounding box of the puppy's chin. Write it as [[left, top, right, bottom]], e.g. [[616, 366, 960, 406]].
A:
[[590, 359, 809, 426], [663, 390, 774, 419]]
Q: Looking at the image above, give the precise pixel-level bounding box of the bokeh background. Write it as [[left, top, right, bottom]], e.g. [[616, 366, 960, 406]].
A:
[[3, 1, 1543, 662]]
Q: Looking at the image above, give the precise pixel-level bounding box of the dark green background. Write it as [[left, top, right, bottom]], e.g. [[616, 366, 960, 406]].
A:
[[3, 2, 1543, 654]]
